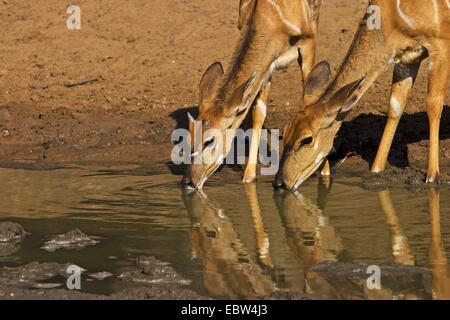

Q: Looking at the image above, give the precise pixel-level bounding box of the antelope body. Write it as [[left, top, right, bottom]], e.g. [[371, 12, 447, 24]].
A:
[[275, 0, 450, 190], [182, 0, 322, 189]]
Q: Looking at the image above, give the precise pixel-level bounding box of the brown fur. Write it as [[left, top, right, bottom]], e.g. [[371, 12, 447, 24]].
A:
[[277, 0, 450, 189], [184, 0, 322, 188]]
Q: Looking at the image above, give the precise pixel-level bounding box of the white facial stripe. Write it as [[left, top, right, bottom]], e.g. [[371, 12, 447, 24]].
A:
[[315, 152, 326, 165], [446, 0, 450, 10], [267, 0, 301, 35], [396, 0, 417, 29]]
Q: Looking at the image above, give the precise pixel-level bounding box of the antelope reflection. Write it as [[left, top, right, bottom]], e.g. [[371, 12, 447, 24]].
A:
[[378, 189, 415, 266], [378, 188, 450, 300], [244, 184, 273, 268], [428, 189, 450, 300], [274, 188, 343, 271], [183, 184, 450, 300], [182, 180, 343, 298], [182, 189, 273, 299]]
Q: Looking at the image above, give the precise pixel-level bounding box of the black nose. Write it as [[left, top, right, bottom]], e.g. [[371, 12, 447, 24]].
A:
[[181, 176, 194, 188], [273, 177, 286, 190]]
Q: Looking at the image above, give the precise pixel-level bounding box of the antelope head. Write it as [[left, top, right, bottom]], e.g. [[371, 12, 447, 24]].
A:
[[182, 62, 257, 189], [274, 61, 366, 190]]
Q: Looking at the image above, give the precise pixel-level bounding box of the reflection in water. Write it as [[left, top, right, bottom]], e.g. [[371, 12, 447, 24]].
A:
[[378, 190, 415, 265], [378, 188, 450, 300], [244, 184, 273, 268], [182, 189, 273, 299], [274, 188, 343, 270], [428, 189, 450, 300], [182, 182, 450, 300], [1, 167, 449, 299], [182, 182, 345, 298]]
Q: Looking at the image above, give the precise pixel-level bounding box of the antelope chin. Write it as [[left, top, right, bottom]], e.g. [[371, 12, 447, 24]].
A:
[[291, 160, 324, 190]]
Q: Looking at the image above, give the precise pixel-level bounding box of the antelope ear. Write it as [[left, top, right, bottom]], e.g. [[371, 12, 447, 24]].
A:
[[199, 62, 224, 111], [238, 0, 256, 30], [226, 72, 257, 116], [303, 61, 332, 106], [321, 76, 366, 127]]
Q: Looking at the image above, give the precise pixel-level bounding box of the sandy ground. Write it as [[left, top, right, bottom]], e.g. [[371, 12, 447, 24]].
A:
[[0, 0, 449, 175]]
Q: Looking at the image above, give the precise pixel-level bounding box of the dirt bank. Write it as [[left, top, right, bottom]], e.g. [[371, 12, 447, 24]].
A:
[[0, 1, 449, 177]]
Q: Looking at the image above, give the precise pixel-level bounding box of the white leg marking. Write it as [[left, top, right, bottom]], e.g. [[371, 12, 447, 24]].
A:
[[256, 100, 267, 118], [267, 0, 302, 34], [390, 97, 403, 118], [396, 0, 417, 29]]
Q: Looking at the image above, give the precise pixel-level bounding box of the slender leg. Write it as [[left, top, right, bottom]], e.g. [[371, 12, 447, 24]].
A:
[[243, 82, 271, 183], [371, 63, 420, 173], [426, 50, 449, 183]]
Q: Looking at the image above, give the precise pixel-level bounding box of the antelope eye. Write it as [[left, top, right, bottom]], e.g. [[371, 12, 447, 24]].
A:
[[203, 137, 215, 149], [300, 136, 313, 147]]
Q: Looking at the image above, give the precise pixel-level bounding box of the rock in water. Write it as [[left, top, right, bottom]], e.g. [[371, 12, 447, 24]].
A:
[[41, 228, 99, 252], [0, 222, 29, 257], [0, 222, 28, 243]]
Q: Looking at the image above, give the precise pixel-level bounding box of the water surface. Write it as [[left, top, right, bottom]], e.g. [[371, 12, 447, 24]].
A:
[[0, 166, 449, 299]]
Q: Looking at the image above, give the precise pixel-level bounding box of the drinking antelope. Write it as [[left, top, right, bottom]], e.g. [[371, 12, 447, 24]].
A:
[[274, 0, 449, 190], [182, 0, 321, 189]]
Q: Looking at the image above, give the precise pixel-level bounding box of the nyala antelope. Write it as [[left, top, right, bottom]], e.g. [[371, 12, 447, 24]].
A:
[[182, 0, 321, 189], [275, 0, 450, 190]]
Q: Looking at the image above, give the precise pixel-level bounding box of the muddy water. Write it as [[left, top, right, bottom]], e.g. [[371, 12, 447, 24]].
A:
[[0, 165, 449, 300]]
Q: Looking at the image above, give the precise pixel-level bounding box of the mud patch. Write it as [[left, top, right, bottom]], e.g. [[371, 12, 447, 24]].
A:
[[0, 258, 205, 300], [360, 166, 450, 191], [0, 262, 75, 288], [308, 261, 428, 300]]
